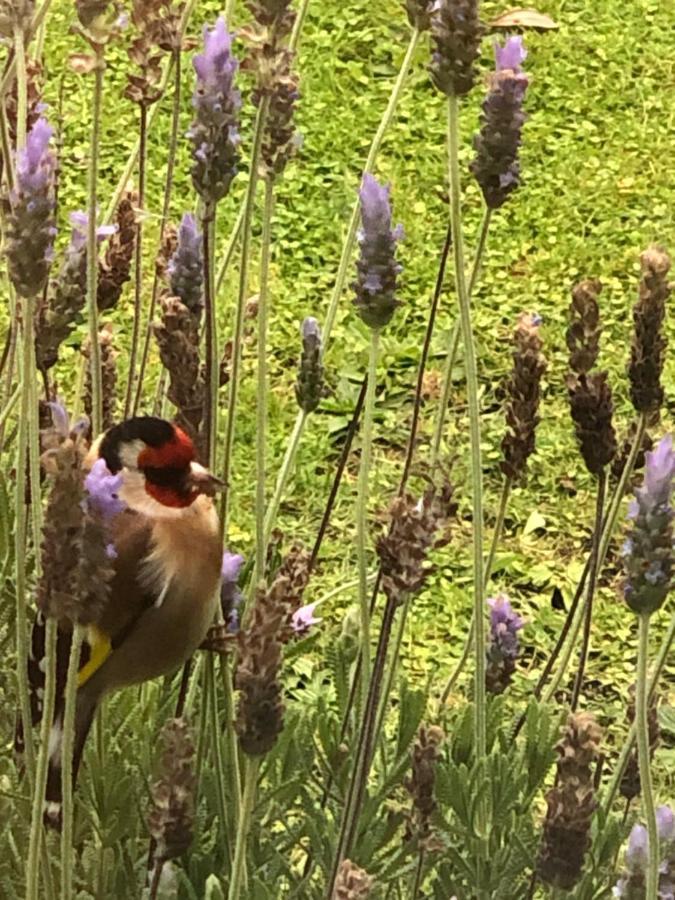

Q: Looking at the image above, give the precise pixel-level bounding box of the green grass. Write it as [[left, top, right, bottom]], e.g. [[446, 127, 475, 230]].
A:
[[2, 0, 675, 894]]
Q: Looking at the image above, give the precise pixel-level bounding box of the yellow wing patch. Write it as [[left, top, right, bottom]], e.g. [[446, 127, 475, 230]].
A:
[[77, 625, 112, 687]]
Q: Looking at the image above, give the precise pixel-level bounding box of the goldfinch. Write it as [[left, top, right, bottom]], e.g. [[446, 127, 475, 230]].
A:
[[21, 416, 224, 828]]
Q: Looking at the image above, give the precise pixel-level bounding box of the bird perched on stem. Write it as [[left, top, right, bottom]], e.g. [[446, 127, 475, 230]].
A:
[[18, 415, 224, 829]]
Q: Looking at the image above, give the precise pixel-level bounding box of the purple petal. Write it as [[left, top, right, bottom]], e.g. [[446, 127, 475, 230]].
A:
[[494, 36, 527, 73]]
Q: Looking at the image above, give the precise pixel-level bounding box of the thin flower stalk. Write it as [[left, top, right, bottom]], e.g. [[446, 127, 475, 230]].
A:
[[447, 93, 486, 768], [134, 47, 182, 414], [227, 758, 260, 900], [221, 96, 269, 530], [0, 0, 51, 101], [254, 178, 275, 585], [430, 208, 491, 470], [356, 330, 379, 703], [60, 624, 85, 900], [637, 614, 659, 899], [570, 470, 607, 709], [25, 617, 57, 900], [263, 408, 307, 546], [85, 56, 104, 435], [123, 103, 147, 416], [439, 473, 511, 704]]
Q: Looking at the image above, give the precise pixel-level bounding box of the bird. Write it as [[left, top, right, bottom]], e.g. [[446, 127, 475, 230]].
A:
[[18, 415, 224, 829]]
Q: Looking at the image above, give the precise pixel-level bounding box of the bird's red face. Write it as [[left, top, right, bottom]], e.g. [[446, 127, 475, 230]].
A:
[[98, 417, 224, 511]]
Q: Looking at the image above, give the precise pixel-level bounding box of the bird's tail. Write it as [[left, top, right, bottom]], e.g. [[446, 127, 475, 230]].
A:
[[43, 691, 98, 831]]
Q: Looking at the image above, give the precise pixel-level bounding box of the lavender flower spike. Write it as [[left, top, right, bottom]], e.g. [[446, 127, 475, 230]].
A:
[[6, 116, 57, 298], [189, 17, 241, 206], [470, 36, 529, 210], [486, 594, 523, 694], [614, 807, 675, 898], [295, 316, 324, 413], [623, 435, 675, 615], [352, 173, 404, 330], [221, 550, 244, 633], [169, 213, 204, 317]]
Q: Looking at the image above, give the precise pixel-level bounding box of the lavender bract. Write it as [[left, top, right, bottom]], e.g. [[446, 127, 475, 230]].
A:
[[470, 36, 529, 210], [353, 174, 404, 331], [6, 116, 56, 298], [221, 551, 244, 632], [189, 17, 241, 206], [168, 213, 204, 317], [84, 457, 125, 520], [291, 602, 321, 636], [486, 594, 523, 693], [623, 435, 675, 615]]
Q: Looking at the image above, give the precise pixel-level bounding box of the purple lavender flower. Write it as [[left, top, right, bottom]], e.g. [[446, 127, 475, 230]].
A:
[[6, 116, 57, 298], [614, 809, 675, 898], [84, 457, 126, 520], [352, 173, 404, 330], [221, 551, 244, 632], [295, 316, 324, 413], [188, 17, 241, 206], [168, 213, 204, 317], [470, 36, 529, 210], [291, 602, 322, 636], [623, 435, 675, 615], [486, 594, 524, 694]]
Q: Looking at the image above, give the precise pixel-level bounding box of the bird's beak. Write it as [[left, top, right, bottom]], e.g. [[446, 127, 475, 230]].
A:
[[188, 462, 226, 497]]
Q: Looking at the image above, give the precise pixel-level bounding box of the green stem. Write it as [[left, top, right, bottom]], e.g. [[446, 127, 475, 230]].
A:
[[570, 469, 607, 709], [356, 331, 380, 707], [60, 625, 85, 900], [373, 586, 412, 741], [86, 58, 104, 436], [254, 178, 275, 585], [221, 658, 241, 836], [290, 0, 311, 49], [430, 207, 492, 472], [206, 655, 233, 866], [203, 204, 218, 469], [0, 0, 53, 100], [133, 48, 182, 414], [13, 295, 37, 781], [124, 102, 147, 417], [0, 95, 16, 194], [447, 95, 486, 763], [13, 27, 27, 150], [26, 618, 57, 900], [221, 96, 269, 533], [263, 410, 307, 548], [214, 203, 244, 298], [439, 475, 511, 707], [227, 757, 260, 900], [322, 28, 420, 347], [637, 613, 658, 900], [603, 612, 675, 813], [0, 381, 20, 430]]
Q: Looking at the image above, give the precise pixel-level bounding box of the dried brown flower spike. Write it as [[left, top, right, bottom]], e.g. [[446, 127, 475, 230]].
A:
[[501, 312, 546, 482], [566, 280, 617, 475], [538, 712, 602, 890], [377, 482, 456, 607], [84, 325, 117, 431], [332, 859, 373, 900], [235, 585, 286, 756], [97, 192, 137, 311], [405, 725, 445, 843], [147, 717, 197, 863], [629, 246, 671, 417]]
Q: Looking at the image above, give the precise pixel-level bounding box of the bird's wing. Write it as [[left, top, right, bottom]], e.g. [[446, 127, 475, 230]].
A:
[[22, 509, 157, 726]]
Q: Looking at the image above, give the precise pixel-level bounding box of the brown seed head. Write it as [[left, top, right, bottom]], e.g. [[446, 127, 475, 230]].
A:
[[84, 325, 118, 431], [332, 859, 373, 900], [628, 245, 671, 415], [235, 584, 286, 756], [567, 279, 602, 375], [538, 712, 602, 890], [405, 725, 445, 843], [147, 717, 196, 862], [567, 371, 617, 475], [97, 192, 137, 312], [377, 482, 456, 607], [501, 312, 546, 482]]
